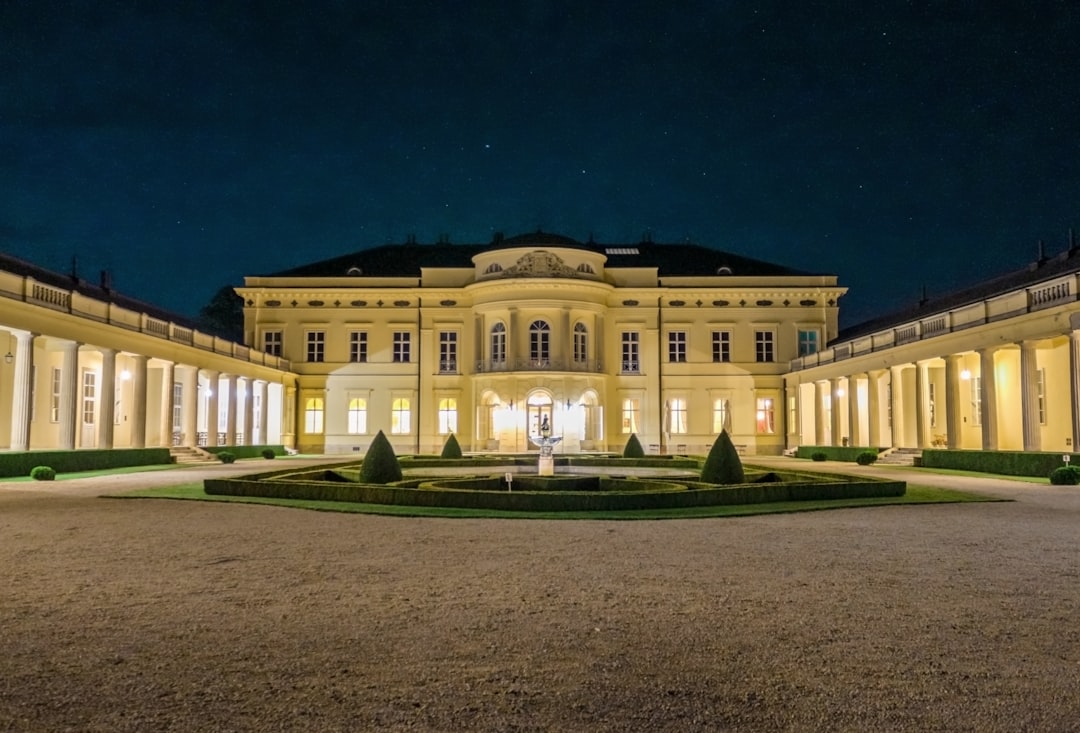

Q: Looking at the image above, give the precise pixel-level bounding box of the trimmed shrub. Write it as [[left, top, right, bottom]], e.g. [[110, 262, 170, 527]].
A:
[[261, 448, 276, 460], [856, 451, 878, 466], [204, 445, 285, 460], [700, 430, 745, 484], [440, 433, 463, 459], [623, 433, 645, 458], [923, 449, 1080, 478], [359, 430, 403, 483], [1049, 466, 1080, 485], [811, 452, 827, 462], [795, 446, 883, 462], [217, 451, 237, 464], [30, 466, 56, 481], [0, 448, 171, 478]]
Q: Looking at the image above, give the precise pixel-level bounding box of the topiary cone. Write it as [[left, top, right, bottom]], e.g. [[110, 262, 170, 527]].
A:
[[440, 432, 463, 459], [359, 430, 403, 483], [623, 433, 645, 458], [700, 430, 745, 484]]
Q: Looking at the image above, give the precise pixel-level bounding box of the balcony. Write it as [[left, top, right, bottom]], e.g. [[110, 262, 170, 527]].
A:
[[474, 358, 603, 373]]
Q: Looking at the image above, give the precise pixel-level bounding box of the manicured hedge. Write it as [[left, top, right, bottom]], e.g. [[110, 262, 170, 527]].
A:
[[0, 448, 172, 478], [203, 445, 286, 459], [920, 449, 1080, 478], [795, 446, 884, 462]]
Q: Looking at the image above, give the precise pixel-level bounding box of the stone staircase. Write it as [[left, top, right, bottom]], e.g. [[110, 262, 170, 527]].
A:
[[876, 447, 922, 466], [170, 446, 216, 464]]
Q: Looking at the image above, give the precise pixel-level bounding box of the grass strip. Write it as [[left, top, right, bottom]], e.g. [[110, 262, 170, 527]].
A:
[[108, 482, 1004, 520]]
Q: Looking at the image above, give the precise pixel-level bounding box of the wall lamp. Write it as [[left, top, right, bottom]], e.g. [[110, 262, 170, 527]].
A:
[[3, 352, 11, 365]]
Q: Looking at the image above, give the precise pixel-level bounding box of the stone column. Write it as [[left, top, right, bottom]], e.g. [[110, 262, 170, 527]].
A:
[[204, 369, 220, 447], [1020, 341, 1041, 451], [979, 347, 999, 450], [58, 341, 81, 449], [283, 382, 297, 449], [225, 374, 238, 446], [242, 378, 255, 447], [159, 361, 175, 447], [814, 381, 828, 445], [9, 331, 37, 451], [131, 354, 148, 448], [97, 348, 116, 449], [1070, 327, 1080, 450], [847, 374, 863, 447], [182, 366, 198, 447], [258, 380, 269, 445], [915, 361, 930, 449], [944, 354, 963, 450], [889, 365, 905, 448], [867, 370, 883, 447], [829, 377, 843, 446]]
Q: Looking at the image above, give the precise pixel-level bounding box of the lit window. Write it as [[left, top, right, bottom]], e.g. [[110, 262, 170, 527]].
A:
[[349, 332, 367, 363], [669, 398, 687, 434], [712, 399, 729, 433], [491, 323, 506, 364], [529, 321, 550, 364], [621, 332, 640, 373], [755, 331, 775, 363], [264, 330, 283, 357], [51, 367, 61, 422], [306, 331, 325, 363], [347, 398, 367, 434], [573, 323, 588, 363], [393, 332, 411, 363], [756, 397, 775, 434], [439, 332, 458, 373], [970, 376, 982, 426], [621, 398, 640, 434], [391, 397, 411, 434], [1037, 368, 1046, 424], [797, 329, 819, 356], [304, 397, 324, 433], [438, 397, 458, 434], [712, 331, 731, 363], [668, 331, 687, 363], [82, 371, 96, 425]]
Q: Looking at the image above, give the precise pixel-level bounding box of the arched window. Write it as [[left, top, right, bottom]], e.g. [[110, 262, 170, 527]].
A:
[[304, 397, 324, 434], [530, 320, 550, 364], [391, 397, 411, 434], [438, 398, 458, 434], [573, 322, 588, 363], [577, 263, 594, 274], [490, 322, 506, 364], [485, 263, 503, 274], [347, 397, 367, 434]]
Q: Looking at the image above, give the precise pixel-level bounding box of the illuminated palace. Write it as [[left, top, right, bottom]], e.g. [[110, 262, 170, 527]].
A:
[[2, 230, 1080, 457]]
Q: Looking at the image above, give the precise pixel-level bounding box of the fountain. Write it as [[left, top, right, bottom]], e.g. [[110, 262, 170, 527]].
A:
[[528, 416, 562, 476]]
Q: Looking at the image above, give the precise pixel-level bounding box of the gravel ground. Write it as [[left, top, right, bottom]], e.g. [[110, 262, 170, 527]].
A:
[[1, 459, 1078, 732]]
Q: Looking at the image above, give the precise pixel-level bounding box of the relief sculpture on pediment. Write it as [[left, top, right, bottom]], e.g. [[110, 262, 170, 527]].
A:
[[500, 250, 580, 279]]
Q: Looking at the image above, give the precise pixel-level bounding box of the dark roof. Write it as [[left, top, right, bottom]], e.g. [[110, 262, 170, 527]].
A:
[[267, 232, 820, 278], [837, 247, 1080, 342], [0, 251, 201, 330]]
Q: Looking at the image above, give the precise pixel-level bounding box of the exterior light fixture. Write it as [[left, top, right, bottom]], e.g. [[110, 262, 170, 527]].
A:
[[960, 369, 971, 380], [3, 352, 11, 364], [836, 388, 845, 397], [120, 370, 132, 380]]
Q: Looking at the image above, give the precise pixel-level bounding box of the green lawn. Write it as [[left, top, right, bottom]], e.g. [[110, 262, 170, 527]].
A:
[[109, 482, 1004, 520]]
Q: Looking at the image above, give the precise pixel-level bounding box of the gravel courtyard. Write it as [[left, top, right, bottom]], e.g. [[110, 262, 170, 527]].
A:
[[1, 460, 1078, 732]]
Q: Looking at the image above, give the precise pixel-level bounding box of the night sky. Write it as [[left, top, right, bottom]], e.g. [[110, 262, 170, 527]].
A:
[[3, 1, 1079, 328]]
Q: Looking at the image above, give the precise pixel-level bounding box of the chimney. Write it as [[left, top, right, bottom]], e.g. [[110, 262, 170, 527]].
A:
[[100, 270, 112, 291]]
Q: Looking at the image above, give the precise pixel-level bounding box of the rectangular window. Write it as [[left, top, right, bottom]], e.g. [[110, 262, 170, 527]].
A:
[[391, 397, 411, 434], [1037, 368, 1046, 424], [172, 383, 183, 433], [886, 381, 893, 429], [712, 331, 731, 363], [439, 332, 458, 373], [621, 398, 640, 433], [491, 325, 506, 364], [668, 331, 687, 363], [347, 397, 367, 434], [788, 396, 797, 433], [712, 399, 729, 433], [971, 375, 982, 426], [621, 332, 640, 373], [669, 398, 687, 434], [756, 397, 775, 434], [304, 397, 324, 433], [573, 324, 588, 363], [797, 329, 819, 356], [438, 397, 458, 434], [755, 331, 775, 363], [82, 371, 96, 425], [114, 376, 123, 424], [51, 367, 61, 422], [393, 332, 411, 363], [263, 330, 283, 357], [929, 382, 937, 428], [349, 331, 368, 363], [306, 331, 325, 363]]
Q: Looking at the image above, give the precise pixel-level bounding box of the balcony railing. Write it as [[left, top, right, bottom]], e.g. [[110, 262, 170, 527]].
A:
[[474, 358, 603, 373]]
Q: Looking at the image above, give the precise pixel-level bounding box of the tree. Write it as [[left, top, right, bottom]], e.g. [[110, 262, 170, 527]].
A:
[[196, 284, 245, 342], [359, 430, 403, 483], [623, 433, 645, 458], [700, 430, 745, 484], [440, 433, 463, 459]]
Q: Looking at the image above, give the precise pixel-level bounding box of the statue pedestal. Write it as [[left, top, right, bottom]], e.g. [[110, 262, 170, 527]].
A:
[[538, 456, 555, 476]]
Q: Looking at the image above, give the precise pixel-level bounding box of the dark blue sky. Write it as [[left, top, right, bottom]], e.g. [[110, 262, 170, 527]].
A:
[[3, 1, 1079, 327]]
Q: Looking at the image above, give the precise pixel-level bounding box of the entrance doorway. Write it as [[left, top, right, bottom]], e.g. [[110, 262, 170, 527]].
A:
[[526, 393, 553, 448]]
